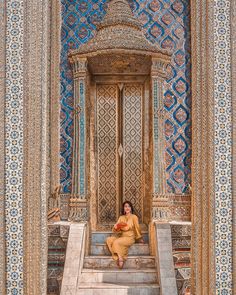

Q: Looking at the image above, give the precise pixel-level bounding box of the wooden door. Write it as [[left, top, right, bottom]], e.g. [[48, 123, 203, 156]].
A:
[[96, 83, 143, 225]]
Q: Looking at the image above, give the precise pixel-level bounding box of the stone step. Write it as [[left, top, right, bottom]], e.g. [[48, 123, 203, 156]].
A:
[[91, 243, 150, 256], [84, 255, 156, 269], [91, 232, 149, 244], [80, 269, 157, 284], [76, 283, 160, 295]]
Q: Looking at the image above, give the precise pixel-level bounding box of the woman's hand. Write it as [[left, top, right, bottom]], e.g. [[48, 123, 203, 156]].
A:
[[114, 222, 127, 231], [114, 224, 119, 231], [122, 225, 129, 231]]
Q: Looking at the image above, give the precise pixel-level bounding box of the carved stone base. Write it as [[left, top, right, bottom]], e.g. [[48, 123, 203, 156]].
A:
[[152, 194, 191, 222], [68, 197, 88, 222]]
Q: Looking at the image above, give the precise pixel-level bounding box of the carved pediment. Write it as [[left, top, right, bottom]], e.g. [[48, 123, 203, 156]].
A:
[[88, 54, 152, 75]]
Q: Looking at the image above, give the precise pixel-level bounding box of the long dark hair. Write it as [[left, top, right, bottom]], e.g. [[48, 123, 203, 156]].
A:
[[121, 200, 134, 215]]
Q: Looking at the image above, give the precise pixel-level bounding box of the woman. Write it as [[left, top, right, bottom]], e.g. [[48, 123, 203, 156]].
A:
[[106, 201, 144, 269]]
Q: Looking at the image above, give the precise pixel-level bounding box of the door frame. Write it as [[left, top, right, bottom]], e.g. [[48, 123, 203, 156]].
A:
[[89, 75, 152, 231]]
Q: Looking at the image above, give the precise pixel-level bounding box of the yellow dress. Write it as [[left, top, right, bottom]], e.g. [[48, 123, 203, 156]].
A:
[[106, 214, 142, 261]]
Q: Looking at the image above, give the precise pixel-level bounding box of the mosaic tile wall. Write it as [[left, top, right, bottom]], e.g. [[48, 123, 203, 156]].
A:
[[3, 0, 234, 293], [60, 0, 191, 194]]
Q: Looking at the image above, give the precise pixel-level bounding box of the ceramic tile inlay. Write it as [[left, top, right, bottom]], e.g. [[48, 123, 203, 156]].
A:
[[5, 0, 24, 293], [214, 0, 233, 293]]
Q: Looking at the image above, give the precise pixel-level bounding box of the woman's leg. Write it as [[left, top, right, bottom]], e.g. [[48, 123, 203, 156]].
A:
[[112, 237, 135, 264], [106, 236, 119, 260]]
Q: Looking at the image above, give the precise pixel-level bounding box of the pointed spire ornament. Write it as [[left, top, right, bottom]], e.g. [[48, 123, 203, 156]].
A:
[[71, 0, 171, 57], [98, 0, 142, 30]]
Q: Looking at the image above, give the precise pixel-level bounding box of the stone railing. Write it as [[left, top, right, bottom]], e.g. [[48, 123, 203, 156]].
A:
[[170, 222, 192, 295], [47, 222, 70, 294]]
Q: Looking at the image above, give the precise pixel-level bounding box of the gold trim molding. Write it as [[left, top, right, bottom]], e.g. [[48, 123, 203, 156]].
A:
[[23, 0, 51, 293], [191, 0, 215, 293], [50, 0, 61, 191]]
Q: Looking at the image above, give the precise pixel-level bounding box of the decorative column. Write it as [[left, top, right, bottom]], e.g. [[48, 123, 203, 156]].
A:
[[69, 56, 88, 221], [151, 58, 169, 221], [3, 0, 51, 293]]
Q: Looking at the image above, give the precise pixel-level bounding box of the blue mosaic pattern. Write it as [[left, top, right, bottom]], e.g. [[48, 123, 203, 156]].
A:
[[214, 0, 233, 292], [60, 0, 191, 194], [5, 0, 24, 293], [60, 0, 107, 192]]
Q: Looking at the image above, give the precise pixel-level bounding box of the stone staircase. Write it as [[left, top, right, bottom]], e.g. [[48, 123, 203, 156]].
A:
[[77, 231, 160, 295]]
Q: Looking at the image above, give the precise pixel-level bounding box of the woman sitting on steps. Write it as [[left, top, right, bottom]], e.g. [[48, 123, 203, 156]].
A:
[[106, 201, 144, 269]]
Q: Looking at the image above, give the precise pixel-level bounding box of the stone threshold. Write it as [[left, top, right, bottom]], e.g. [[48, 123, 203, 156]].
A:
[[78, 283, 159, 289], [82, 269, 156, 273], [85, 255, 154, 259]]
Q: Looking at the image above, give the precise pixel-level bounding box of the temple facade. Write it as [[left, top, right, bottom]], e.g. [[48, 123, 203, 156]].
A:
[[0, 0, 235, 294]]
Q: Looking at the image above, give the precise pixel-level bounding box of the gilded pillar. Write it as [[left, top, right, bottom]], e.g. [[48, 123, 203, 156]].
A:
[[50, 0, 61, 191], [69, 57, 88, 221], [151, 58, 169, 221]]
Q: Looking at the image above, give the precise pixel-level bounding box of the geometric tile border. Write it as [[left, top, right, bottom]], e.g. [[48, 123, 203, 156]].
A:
[[231, 0, 236, 289], [5, 0, 24, 293], [214, 0, 233, 292], [0, 0, 6, 293]]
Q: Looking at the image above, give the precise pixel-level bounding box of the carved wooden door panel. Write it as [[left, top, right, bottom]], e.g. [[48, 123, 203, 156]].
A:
[[122, 84, 143, 220], [97, 84, 119, 224], [96, 83, 143, 225]]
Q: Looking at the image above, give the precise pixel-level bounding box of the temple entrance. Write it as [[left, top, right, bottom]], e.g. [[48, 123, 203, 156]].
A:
[[96, 83, 144, 224], [68, 0, 172, 231]]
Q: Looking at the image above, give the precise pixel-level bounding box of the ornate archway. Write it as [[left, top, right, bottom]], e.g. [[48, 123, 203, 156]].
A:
[[67, 0, 172, 230]]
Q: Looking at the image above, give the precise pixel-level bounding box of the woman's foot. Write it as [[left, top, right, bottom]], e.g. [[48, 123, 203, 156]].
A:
[[117, 257, 124, 269], [139, 238, 145, 244]]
